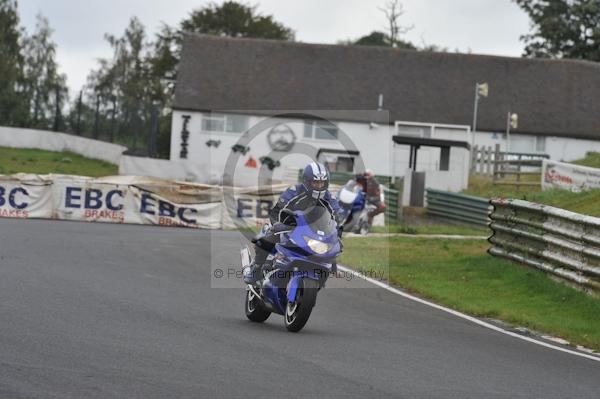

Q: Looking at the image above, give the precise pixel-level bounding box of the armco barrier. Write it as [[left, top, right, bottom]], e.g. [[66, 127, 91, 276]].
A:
[[488, 198, 600, 293], [383, 187, 400, 223], [426, 189, 490, 226]]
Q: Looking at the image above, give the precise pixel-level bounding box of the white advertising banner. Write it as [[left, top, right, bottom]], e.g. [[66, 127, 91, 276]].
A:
[[129, 186, 222, 229], [53, 177, 134, 224], [0, 176, 53, 219], [0, 174, 287, 230], [220, 193, 280, 230], [542, 159, 600, 192]]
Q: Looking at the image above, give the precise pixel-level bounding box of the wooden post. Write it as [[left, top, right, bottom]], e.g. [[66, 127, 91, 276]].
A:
[[471, 145, 479, 174], [485, 146, 492, 175], [481, 146, 486, 175], [480, 146, 486, 175], [516, 154, 522, 191], [493, 144, 500, 183]]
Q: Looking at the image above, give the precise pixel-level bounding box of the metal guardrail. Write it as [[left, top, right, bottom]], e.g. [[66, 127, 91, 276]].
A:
[[488, 198, 600, 293], [383, 187, 400, 223], [426, 189, 490, 226]]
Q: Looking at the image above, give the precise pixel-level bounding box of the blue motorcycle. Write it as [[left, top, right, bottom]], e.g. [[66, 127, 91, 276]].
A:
[[241, 205, 341, 332], [337, 180, 373, 235]]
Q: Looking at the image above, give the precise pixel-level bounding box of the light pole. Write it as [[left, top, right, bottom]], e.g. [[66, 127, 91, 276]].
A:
[[472, 82, 488, 146]]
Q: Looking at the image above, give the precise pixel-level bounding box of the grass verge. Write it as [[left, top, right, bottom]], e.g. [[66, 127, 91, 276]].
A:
[[463, 152, 600, 217], [463, 174, 541, 198], [464, 175, 600, 217], [371, 224, 487, 236], [341, 236, 600, 351], [572, 152, 600, 168], [0, 146, 117, 177]]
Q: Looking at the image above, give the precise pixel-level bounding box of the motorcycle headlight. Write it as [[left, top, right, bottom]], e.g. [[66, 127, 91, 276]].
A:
[[304, 236, 331, 255]]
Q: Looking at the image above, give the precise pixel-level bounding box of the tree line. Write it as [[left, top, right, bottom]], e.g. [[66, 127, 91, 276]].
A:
[[0, 1, 67, 131], [0, 0, 296, 157], [0, 0, 598, 159]]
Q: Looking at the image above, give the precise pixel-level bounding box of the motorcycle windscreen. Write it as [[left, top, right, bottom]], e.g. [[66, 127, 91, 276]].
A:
[[302, 205, 335, 235], [338, 187, 358, 205]]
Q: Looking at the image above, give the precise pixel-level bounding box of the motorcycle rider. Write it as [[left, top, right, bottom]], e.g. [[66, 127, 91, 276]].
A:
[[243, 162, 343, 284], [355, 169, 386, 225]]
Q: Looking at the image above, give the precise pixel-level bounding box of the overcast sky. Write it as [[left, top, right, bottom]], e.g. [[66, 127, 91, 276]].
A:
[[19, 0, 532, 95]]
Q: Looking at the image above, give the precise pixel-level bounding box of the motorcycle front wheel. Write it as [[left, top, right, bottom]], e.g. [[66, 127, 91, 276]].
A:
[[359, 221, 369, 235], [284, 278, 319, 332], [245, 288, 271, 322]]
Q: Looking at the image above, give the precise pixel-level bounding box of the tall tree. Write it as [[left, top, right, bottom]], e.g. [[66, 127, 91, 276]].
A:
[[180, 1, 294, 40], [22, 14, 68, 129], [349, 2, 418, 49], [83, 17, 160, 148], [80, 2, 294, 155], [147, 24, 178, 105], [147, 2, 294, 155], [0, 0, 27, 126], [379, 0, 413, 48], [353, 30, 416, 49], [514, 0, 600, 61]]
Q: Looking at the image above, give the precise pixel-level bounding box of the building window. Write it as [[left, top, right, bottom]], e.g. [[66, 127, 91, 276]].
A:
[[303, 120, 338, 140], [202, 114, 225, 132], [510, 135, 536, 153], [335, 156, 355, 172], [536, 136, 546, 152], [226, 114, 249, 133], [201, 113, 248, 134], [397, 125, 431, 138], [303, 122, 313, 138]]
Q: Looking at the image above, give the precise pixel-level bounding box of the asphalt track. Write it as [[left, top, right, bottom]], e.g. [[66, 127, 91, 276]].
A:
[[0, 218, 599, 399]]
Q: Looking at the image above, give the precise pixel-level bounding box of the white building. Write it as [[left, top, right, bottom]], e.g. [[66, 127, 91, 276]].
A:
[[165, 34, 600, 190], [169, 109, 471, 192]]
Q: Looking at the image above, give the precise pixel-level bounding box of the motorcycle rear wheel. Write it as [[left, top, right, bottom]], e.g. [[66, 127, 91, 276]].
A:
[[245, 288, 271, 322], [284, 278, 319, 332]]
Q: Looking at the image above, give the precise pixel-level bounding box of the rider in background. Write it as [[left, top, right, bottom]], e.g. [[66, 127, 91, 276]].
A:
[[355, 169, 386, 225], [243, 162, 343, 284]]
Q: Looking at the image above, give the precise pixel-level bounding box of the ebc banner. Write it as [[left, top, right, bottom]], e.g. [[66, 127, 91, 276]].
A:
[[220, 194, 278, 230], [0, 174, 286, 230], [0, 179, 52, 219], [53, 179, 131, 224], [130, 186, 221, 229]]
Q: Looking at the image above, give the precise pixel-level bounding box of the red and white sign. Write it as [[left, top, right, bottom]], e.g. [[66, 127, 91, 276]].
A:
[[542, 159, 600, 192]]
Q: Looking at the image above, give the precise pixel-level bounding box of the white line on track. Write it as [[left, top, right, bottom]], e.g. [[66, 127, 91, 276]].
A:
[[337, 264, 600, 363]]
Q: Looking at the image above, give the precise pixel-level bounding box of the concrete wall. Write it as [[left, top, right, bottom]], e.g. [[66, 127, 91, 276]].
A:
[[0, 126, 126, 164], [119, 156, 211, 182]]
